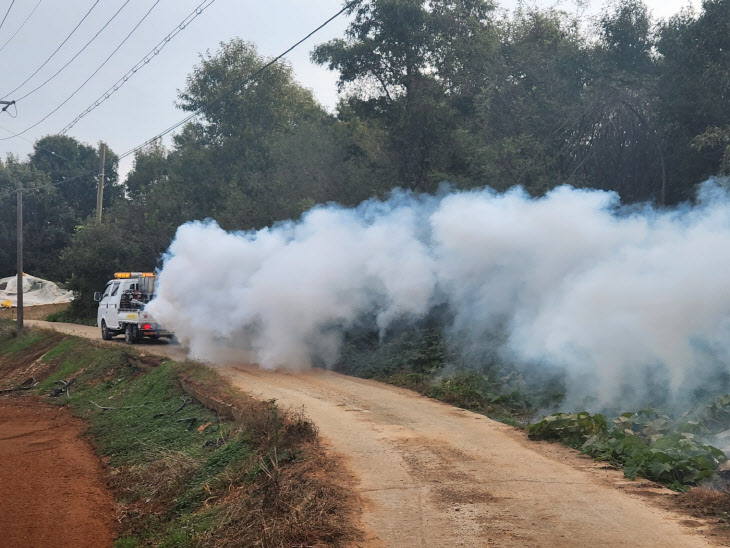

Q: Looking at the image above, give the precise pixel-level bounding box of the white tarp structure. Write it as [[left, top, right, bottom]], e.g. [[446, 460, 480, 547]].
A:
[[0, 274, 73, 307]]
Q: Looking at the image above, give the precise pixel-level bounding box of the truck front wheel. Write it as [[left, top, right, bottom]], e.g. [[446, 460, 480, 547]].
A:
[[125, 324, 140, 344], [101, 320, 113, 341]]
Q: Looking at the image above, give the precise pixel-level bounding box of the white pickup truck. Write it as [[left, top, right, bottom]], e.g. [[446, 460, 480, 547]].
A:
[[94, 272, 173, 344]]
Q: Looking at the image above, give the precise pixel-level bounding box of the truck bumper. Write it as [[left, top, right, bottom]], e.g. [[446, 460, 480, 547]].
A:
[[139, 329, 173, 338]]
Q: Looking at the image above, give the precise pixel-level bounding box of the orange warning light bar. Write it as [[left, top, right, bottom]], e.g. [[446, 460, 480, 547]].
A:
[[114, 272, 156, 279]]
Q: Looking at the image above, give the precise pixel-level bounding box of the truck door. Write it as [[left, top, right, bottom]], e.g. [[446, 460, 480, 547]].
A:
[[99, 281, 121, 329], [97, 282, 112, 327]]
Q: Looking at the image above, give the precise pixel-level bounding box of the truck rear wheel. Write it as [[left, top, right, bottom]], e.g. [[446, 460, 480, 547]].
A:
[[125, 324, 140, 344], [101, 320, 113, 341]]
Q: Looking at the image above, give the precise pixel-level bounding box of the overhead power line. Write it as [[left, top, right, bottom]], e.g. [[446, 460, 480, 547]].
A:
[[16, 0, 132, 103], [118, 0, 357, 160], [0, 123, 76, 163], [0, 0, 16, 33], [60, 0, 216, 135], [0, 0, 41, 55], [0, 0, 161, 141], [0, 0, 356, 202], [1, 0, 101, 99], [0, 168, 98, 202], [0, 122, 102, 202]]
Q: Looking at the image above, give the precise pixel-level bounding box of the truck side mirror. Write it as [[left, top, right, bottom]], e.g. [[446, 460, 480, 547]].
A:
[[93, 292, 101, 302]]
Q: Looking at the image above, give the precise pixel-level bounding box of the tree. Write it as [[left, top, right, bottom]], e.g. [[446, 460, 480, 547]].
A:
[[461, 7, 590, 194], [61, 221, 153, 318], [560, 0, 667, 203], [0, 156, 74, 279], [179, 39, 323, 172], [600, 0, 653, 74], [312, 0, 433, 103], [171, 39, 330, 227], [429, 0, 500, 102], [313, 0, 500, 189], [656, 0, 730, 200], [691, 126, 730, 176], [124, 139, 168, 203], [29, 135, 120, 219]]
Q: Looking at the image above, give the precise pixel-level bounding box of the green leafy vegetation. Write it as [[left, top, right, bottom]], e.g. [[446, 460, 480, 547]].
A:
[[526, 412, 608, 448], [677, 395, 730, 436], [337, 323, 565, 424], [0, 323, 359, 547], [386, 372, 537, 425], [528, 409, 728, 488], [46, 308, 96, 326]]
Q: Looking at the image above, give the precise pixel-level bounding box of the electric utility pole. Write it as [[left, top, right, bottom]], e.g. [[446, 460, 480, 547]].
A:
[[96, 142, 106, 222], [16, 185, 23, 336], [3, 97, 20, 333], [8, 99, 24, 336]]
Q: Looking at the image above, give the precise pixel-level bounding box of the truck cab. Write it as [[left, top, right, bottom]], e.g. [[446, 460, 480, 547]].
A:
[[95, 272, 173, 344]]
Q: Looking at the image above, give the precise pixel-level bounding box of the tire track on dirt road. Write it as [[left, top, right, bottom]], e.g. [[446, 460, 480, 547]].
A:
[[30, 320, 717, 547]]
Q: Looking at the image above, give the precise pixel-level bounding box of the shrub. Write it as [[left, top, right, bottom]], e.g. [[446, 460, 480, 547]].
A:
[[527, 412, 608, 448], [530, 411, 727, 487]]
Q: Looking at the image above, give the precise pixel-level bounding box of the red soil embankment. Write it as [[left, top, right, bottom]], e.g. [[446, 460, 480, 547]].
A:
[[0, 397, 116, 548]]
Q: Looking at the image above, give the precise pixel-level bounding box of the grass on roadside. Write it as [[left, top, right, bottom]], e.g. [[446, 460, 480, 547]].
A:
[[46, 308, 96, 326], [336, 324, 565, 425], [0, 321, 360, 547], [384, 371, 540, 425]]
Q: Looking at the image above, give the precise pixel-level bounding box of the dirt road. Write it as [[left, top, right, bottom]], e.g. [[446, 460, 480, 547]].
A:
[[0, 397, 117, 548], [30, 320, 717, 547]]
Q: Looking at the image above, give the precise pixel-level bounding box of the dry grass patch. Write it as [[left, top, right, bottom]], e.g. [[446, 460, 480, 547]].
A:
[[205, 443, 360, 548], [679, 486, 730, 519], [177, 360, 361, 547], [118, 449, 205, 508]]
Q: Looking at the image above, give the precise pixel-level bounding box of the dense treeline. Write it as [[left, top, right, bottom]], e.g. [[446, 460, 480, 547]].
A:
[[1, 0, 729, 316]]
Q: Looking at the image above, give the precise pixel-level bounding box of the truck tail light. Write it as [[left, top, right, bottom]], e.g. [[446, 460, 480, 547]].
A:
[[143, 324, 152, 330]]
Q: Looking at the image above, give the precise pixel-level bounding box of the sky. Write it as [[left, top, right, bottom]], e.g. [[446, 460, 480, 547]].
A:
[[0, 0, 702, 180]]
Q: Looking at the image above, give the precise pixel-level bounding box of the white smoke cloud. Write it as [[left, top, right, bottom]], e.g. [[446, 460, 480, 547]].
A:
[[147, 179, 730, 408]]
